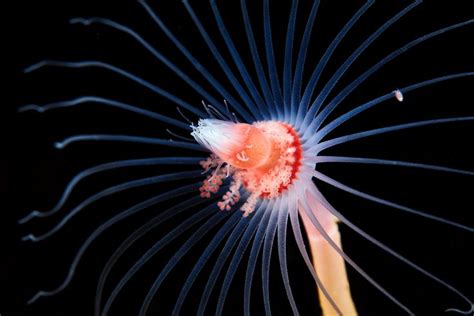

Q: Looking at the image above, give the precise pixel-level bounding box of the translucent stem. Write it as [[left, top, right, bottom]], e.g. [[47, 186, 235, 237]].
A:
[[299, 200, 357, 316]]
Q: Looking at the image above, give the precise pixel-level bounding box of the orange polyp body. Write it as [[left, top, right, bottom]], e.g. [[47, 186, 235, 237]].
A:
[[221, 123, 273, 170]]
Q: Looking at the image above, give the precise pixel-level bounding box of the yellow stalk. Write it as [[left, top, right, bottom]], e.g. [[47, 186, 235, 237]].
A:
[[299, 199, 357, 316]]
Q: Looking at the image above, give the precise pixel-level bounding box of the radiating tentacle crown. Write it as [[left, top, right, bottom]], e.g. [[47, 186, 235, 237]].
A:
[[192, 119, 302, 216]]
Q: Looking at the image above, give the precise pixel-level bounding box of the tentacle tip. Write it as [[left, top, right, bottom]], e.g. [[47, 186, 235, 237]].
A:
[[21, 234, 37, 242], [23, 61, 47, 74], [27, 292, 43, 305], [18, 105, 43, 113], [54, 142, 65, 149], [445, 303, 474, 315], [18, 211, 40, 224], [69, 17, 91, 26]]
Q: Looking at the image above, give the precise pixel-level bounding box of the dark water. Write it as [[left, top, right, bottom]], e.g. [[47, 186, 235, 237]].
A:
[[6, 1, 474, 315]]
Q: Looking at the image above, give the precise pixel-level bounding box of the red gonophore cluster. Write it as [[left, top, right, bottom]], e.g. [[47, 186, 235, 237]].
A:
[[217, 180, 241, 211], [199, 154, 218, 172], [199, 173, 224, 198], [196, 120, 302, 216], [198, 154, 225, 198]]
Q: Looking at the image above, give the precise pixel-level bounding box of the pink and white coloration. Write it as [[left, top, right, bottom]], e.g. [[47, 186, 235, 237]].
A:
[[192, 119, 302, 216]]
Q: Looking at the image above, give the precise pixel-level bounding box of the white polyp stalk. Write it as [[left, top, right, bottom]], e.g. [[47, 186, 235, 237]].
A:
[[299, 198, 357, 316]]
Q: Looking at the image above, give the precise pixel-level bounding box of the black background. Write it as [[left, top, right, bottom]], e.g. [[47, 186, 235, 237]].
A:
[[5, 0, 474, 315]]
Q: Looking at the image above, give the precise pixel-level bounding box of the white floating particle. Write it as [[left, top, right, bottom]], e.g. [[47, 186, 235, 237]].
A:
[[394, 89, 404, 102]]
